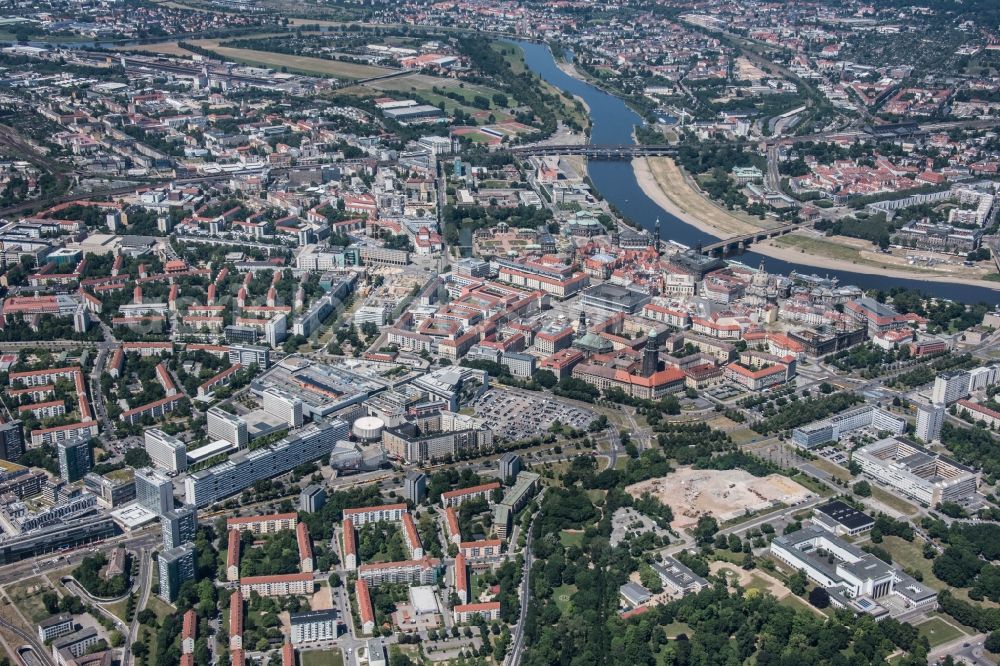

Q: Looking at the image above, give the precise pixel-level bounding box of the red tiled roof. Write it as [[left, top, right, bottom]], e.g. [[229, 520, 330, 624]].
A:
[[441, 482, 500, 499], [343, 518, 356, 556]]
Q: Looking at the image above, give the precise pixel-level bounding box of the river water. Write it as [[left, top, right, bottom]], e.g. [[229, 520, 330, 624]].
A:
[[514, 40, 999, 305]]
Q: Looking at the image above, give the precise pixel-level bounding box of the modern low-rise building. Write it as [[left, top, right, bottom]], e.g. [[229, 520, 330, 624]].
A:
[[771, 526, 937, 616]]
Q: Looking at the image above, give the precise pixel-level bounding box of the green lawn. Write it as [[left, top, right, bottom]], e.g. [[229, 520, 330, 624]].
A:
[[6, 576, 55, 623], [663, 622, 691, 638], [778, 594, 817, 615], [105, 596, 133, 623], [559, 530, 584, 548], [553, 583, 577, 614], [915, 616, 966, 647], [869, 484, 919, 516], [301, 648, 344, 666], [145, 595, 175, 622]]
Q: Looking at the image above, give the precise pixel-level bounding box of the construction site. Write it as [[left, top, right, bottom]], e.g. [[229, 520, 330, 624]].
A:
[[625, 468, 814, 531]]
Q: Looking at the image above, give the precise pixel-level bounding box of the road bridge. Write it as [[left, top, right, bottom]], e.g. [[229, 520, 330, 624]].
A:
[[698, 221, 816, 255], [508, 144, 677, 159]]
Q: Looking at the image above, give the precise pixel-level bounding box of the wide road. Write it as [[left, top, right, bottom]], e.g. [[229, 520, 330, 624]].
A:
[[124, 546, 154, 666], [508, 510, 538, 666]]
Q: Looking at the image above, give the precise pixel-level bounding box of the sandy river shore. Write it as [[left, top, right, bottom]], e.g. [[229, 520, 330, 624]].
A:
[[632, 157, 1000, 291]]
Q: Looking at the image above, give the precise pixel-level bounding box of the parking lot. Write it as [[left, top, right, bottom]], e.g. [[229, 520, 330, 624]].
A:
[[471, 388, 595, 440], [816, 445, 849, 466]]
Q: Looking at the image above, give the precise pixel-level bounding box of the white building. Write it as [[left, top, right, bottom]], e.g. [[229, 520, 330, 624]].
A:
[[932, 371, 971, 405], [915, 402, 945, 443], [207, 408, 248, 448], [135, 467, 174, 515], [229, 344, 270, 369], [791, 405, 906, 449], [854, 436, 978, 506], [144, 428, 188, 473], [185, 419, 348, 507], [771, 526, 936, 616], [262, 387, 304, 428]]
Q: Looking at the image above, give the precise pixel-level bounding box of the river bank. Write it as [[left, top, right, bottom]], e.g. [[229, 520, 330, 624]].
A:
[[755, 238, 1000, 291], [632, 157, 767, 238], [632, 159, 1000, 290]]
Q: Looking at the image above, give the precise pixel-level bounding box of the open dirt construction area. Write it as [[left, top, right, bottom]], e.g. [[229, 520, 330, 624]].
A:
[[625, 468, 813, 530]]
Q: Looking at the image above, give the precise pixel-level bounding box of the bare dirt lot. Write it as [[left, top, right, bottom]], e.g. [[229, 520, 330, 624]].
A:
[[625, 467, 812, 530]]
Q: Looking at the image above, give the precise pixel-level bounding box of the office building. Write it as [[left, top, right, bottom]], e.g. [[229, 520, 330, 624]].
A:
[[159, 543, 196, 602], [135, 467, 174, 515], [144, 428, 187, 473], [771, 526, 936, 616], [499, 453, 522, 482], [37, 614, 74, 643], [299, 485, 326, 513], [57, 438, 92, 482], [229, 344, 270, 369], [161, 505, 197, 549], [791, 405, 906, 449], [207, 408, 249, 448], [290, 609, 339, 645], [262, 388, 303, 428], [403, 472, 426, 504], [51, 627, 100, 665], [83, 470, 135, 508], [932, 371, 972, 405], [185, 419, 348, 507], [364, 638, 387, 666], [854, 436, 979, 506], [915, 403, 945, 443], [0, 420, 24, 462]]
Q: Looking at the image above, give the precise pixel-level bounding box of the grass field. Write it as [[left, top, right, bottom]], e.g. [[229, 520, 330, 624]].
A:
[[105, 596, 132, 623], [868, 484, 919, 516], [806, 457, 852, 484], [301, 648, 344, 666], [199, 43, 391, 79], [916, 616, 967, 647], [146, 595, 175, 622], [877, 536, 992, 605], [553, 583, 577, 614], [663, 622, 691, 638], [560, 530, 584, 548], [778, 593, 820, 616], [117, 35, 392, 80], [494, 40, 589, 130], [6, 576, 54, 623]]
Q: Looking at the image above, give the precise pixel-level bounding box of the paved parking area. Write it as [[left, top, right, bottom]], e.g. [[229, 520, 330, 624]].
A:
[[816, 445, 849, 466], [472, 388, 595, 440]]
